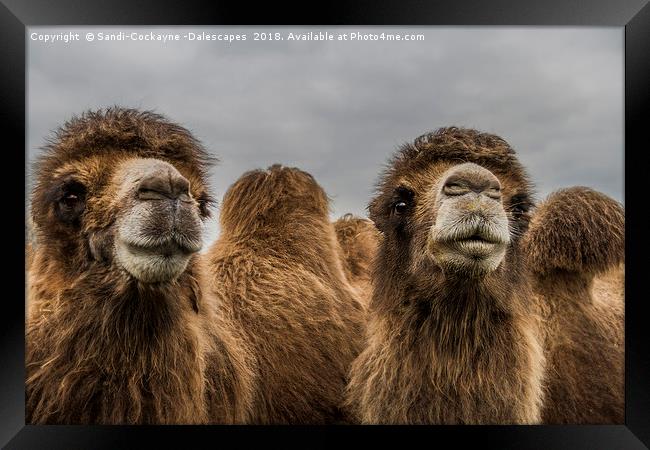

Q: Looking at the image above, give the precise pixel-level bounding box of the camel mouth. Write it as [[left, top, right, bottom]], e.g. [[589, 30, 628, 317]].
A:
[[113, 199, 203, 283], [435, 224, 509, 250], [124, 241, 192, 258], [454, 233, 499, 244], [428, 217, 510, 274], [444, 238, 503, 258], [121, 233, 202, 256], [114, 233, 201, 283]]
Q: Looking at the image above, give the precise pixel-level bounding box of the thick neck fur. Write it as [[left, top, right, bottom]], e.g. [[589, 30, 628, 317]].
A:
[[400, 281, 516, 353], [26, 258, 207, 424], [348, 243, 545, 424], [374, 247, 529, 360]]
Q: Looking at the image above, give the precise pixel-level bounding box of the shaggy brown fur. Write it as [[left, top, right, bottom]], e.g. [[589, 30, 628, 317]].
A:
[[205, 165, 366, 424], [26, 107, 253, 424], [26, 242, 33, 272], [523, 187, 625, 423], [26, 215, 37, 272], [333, 214, 380, 307], [346, 127, 624, 424]]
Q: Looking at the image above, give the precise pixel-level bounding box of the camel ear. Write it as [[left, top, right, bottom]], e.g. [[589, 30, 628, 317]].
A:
[[522, 187, 624, 277]]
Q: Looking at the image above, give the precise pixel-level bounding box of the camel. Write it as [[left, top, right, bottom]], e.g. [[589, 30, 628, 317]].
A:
[[345, 127, 624, 424], [26, 107, 254, 424], [205, 165, 366, 424], [523, 187, 624, 423], [333, 214, 380, 308]]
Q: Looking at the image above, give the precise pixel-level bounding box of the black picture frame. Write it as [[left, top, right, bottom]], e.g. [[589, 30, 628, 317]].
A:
[[2, 1, 648, 448]]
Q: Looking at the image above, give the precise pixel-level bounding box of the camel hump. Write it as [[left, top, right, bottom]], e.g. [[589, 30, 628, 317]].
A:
[[333, 214, 379, 256], [333, 214, 379, 283], [523, 186, 624, 276], [334, 214, 374, 238]]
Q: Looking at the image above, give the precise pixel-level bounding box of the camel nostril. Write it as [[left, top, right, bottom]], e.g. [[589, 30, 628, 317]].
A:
[[485, 186, 502, 200], [443, 180, 471, 196], [137, 168, 191, 201], [442, 163, 502, 199]]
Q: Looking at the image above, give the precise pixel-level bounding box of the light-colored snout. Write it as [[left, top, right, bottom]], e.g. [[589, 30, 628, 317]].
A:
[[114, 158, 203, 283], [441, 162, 502, 201], [136, 162, 192, 202], [429, 163, 510, 276]]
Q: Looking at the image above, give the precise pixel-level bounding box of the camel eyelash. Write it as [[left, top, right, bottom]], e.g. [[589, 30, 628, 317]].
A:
[[508, 194, 532, 214], [196, 192, 216, 217], [42, 176, 85, 205], [389, 187, 416, 220], [392, 187, 415, 205], [60, 180, 87, 199]]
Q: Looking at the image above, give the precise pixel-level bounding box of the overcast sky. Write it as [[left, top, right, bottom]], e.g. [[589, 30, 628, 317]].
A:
[[27, 27, 623, 246]]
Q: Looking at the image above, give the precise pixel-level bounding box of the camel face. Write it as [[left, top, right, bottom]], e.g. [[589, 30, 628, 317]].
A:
[[112, 158, 203, 283], [30, 109, 214, 288], [370, 159, 522, 280], [428, 162, 511, 276], [33, 154, 204, 284], [369, 128, 534, 284]]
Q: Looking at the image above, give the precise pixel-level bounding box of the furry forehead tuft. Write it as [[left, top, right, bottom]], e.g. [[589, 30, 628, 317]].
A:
[[368, 127, 536, 226], [33, 107, 217, 185], [412, 126, 517, 164], [375, 126, 532, 195]]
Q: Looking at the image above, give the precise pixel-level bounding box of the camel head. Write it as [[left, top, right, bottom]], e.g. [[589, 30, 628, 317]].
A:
[[30, 107, 214, 284], [369, 127, 535, 282]]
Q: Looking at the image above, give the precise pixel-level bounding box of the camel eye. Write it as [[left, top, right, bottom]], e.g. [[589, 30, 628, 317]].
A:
[[56, 180, 87, 225], [394, 201, 408, 214], [391, 186, 414, 217], [61, 182, 85, 203], [509, 193, 532, 214], [62, 193, 80, 207]]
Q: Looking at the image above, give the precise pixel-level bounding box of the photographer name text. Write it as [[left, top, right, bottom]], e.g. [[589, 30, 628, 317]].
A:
[[30, 31, 425, 45]]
